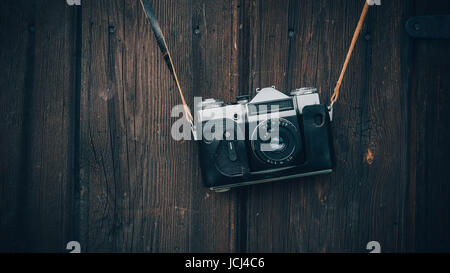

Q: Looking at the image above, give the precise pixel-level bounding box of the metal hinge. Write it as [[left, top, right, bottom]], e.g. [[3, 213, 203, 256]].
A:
[[406, 15, 450, 39]]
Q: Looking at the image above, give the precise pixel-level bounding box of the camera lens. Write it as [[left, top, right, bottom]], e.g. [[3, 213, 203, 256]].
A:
[[251, 118, 301, 166]]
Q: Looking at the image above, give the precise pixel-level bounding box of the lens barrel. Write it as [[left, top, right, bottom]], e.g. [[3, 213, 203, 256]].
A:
[[251, 118, 301, 166]]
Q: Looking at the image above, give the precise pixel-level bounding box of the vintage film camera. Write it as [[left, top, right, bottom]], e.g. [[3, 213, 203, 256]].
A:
[[195, 87, 334, 192], [139, 0, 336, 192]]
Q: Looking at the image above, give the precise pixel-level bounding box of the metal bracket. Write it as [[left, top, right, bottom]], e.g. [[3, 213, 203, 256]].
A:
[[328, 101, 334, 122], [406, 15, 450, 39]]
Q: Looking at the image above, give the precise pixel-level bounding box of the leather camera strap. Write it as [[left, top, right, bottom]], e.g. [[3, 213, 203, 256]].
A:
[[330, 1, 370, 106], [140, 0, 370, 122], [139, 0, 194, 125]]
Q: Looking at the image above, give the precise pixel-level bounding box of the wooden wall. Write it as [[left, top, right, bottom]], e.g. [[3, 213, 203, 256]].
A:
[[0, 0, 449, 253]]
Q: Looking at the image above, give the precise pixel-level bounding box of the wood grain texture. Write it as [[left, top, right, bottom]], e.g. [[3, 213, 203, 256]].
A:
[[245, 0, 412, 252], [1, 0, 450, 253], [190, 0, 241, 252], [0, 0, 32, 252], [80, 0, 240, 252], [0, 0, 78, 252], [411, 0, 450, 253]]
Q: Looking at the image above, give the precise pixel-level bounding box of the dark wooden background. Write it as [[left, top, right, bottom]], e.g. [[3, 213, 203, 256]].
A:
[[1, 0, 449, 253]]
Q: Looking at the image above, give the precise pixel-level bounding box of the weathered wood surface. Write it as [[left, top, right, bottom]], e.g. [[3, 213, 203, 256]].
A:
[[410, 0, 450, 253], [245, 0, 413, 253], [0, 0, 78, 252], [0, 0, 449, 253], [79, 0, 241, 252]]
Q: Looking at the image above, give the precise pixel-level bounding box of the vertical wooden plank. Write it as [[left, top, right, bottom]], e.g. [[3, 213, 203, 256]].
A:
[[411, 0, 450, 252], [22, 0, 79, 252], [80, 0, 130, 252], [0, 0, 78, 252], [248, 0, 290, 92], [0, 0, 33, 252], [190, 0, 241, 252], [244, 0, 293, 252], [245, 0, 412, 252], [80, 0, 239, 252]]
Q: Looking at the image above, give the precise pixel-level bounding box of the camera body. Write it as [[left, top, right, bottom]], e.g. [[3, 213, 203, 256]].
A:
[[195, 87, 334, 191]]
